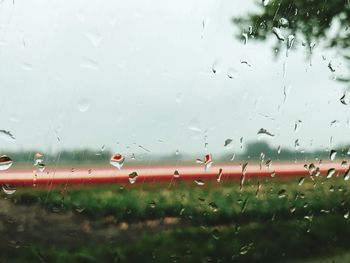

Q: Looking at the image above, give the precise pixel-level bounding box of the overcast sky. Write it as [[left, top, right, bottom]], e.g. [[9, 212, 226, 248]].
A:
[[0, 0, 349, 156]]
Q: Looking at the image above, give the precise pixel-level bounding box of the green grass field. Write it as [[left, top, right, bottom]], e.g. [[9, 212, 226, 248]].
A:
[[1, 175, 350, 262]]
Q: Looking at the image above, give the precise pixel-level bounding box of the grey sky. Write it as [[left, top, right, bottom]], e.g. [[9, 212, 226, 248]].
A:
[[0, 0, 349, 156]]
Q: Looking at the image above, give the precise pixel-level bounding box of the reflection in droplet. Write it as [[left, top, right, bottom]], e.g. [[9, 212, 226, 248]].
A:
[[110, 154, 125, 170], [128, 172, 138, 184], [0, 155, 13, 170], [77, 98, 90, 113], [2, 184, 16, 195]]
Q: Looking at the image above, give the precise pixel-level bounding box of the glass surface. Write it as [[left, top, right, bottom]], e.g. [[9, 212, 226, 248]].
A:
[[0, 0, 350, 262]]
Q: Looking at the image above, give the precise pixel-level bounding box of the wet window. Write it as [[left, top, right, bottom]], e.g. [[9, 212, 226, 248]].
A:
[[1, 0, 350, 262]]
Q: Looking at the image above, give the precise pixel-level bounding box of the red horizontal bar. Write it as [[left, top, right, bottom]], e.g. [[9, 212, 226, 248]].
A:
[[0, 161, 347, 186]]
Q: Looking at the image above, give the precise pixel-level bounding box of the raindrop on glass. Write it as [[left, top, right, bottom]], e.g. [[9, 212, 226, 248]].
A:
[[110, 154, 125, 170], [128, 172, 138, 184], [2, 184, 16, 195], [224, 138, 233, 148], [272, 27, 285, 41], [327, 168, 336, 179], [77, 98, 90, 113], [0, 155, 13, 170], [227, 68, 238, 79], [194, 179, 205, 186], [173, 170, 180, 178], [257, 128, 274, 139], [278, 189, 286, 198], [0, 130, 15, 141], [329, 150, 337, 161], [204, 154, 213, 171]]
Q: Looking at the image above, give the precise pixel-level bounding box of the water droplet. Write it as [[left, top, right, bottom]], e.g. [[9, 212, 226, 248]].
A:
[[308, 163, 316, 175], [77, 98, 90, 113], [294, 120, 302, 132], [278, 18, 289, 27], [330, 150, 337, 161], [265, 159, 272, 168], [173, 170, 180, 178], [298, 177, 305, 186], [212, 228, 220, 240], [271, 170, 276, 177], [242, 32, 248, 44], [286, 35, 295, 56], [0, 130, 15, 141], [340, 92, 350, 105], [344, 210, 349, 219], [294, 139, 300, 150], [327, 168, 336, 179], [278, 189, 286, 198], [262, 0, 269, 6], [343, 168, 350, 181], [290, 206, 296, 213], [80, 58, 98, 70], [0, 156, 13, 170], [85, 32, 102, 47], [211, 59, 220, 74], [194, 179, 205, 186], [341, 160, 348, 167], [328, 61, 336, 72], [217, 168, 223, 182], [204, 154, 213, 171], [277, 145, 282, 154], [149, 200, 157, 209], [2, 184, 16, 195], [37, 163, 46, 172], [257, 128, 275, 139], [110, 154, 125, 170], [208, 202, 218, 212], [224, 138, 233, 148], [128, 172, 138, 184], [227, 67, 238, 79], [272, 27, 285, 41]]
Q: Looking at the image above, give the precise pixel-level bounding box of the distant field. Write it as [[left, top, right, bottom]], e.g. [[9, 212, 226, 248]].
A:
[[0, 174, 350, 262]]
